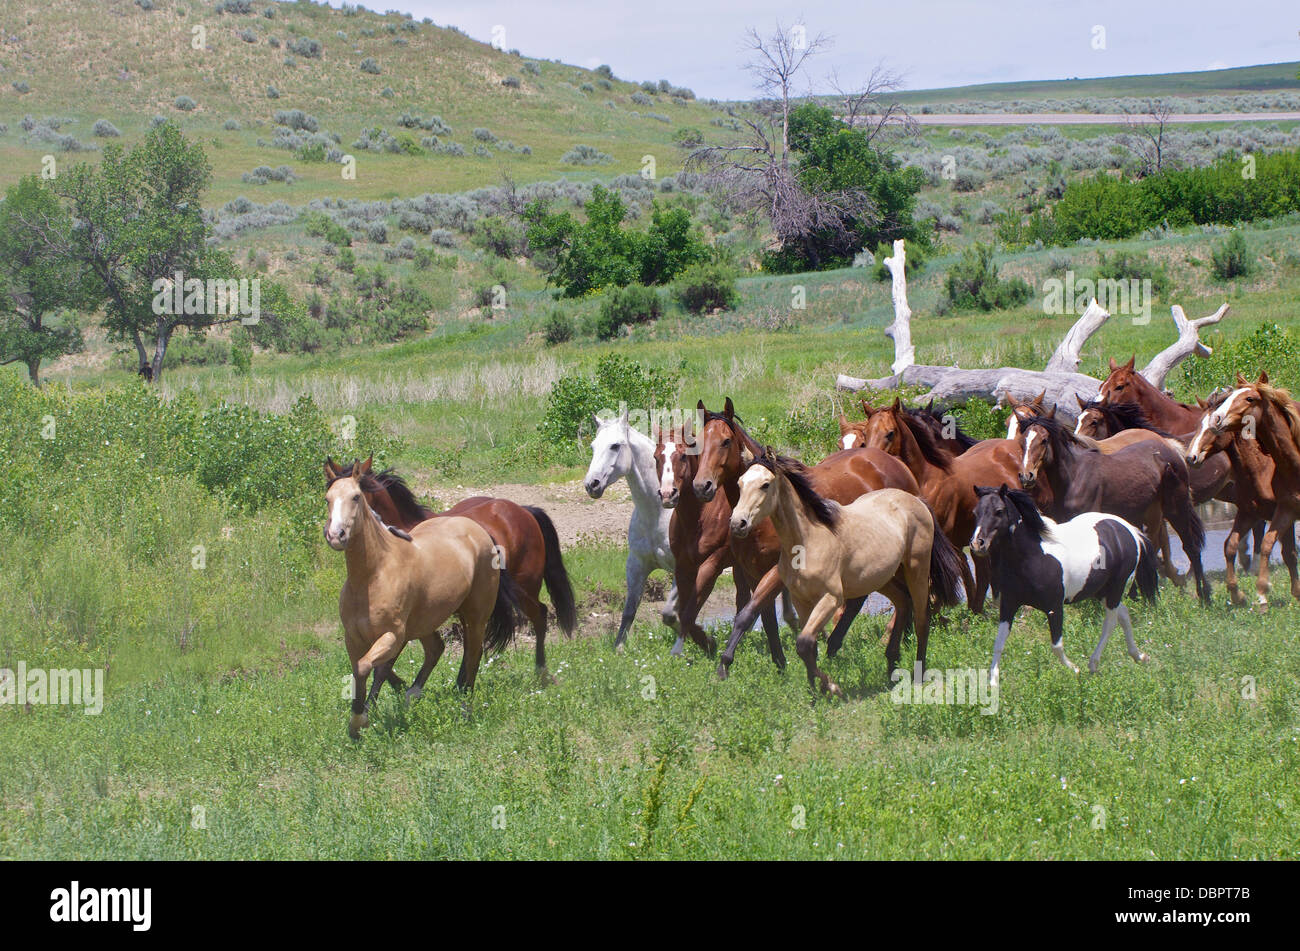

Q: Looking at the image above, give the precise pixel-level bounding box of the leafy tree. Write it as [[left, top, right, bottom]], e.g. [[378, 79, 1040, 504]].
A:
[[57, 121, 245, 381], [0, 176, 91, 382]]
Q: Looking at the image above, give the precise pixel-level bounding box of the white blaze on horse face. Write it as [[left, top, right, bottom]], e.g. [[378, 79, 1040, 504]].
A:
[[658, 441, 677, 500], [1007, 415, 1020, 440], [1022, 429, 1038, 475], [841, 433, 855, 450], [1073, 413, 1086, 436]]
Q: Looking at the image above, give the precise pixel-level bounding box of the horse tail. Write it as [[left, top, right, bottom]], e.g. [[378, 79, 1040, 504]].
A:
[[923, 502, 965, 607], [1135, 533, 1160, 602], [1160, 461, 1205, 555], [523, 505, 577, 637], [485, 563, 528, 655]]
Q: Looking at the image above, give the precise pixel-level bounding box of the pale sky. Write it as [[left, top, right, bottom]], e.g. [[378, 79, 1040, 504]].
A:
[[332, 0, 1300, 100]]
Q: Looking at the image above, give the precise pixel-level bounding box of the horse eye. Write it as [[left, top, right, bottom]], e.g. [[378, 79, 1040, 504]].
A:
[[722, 438, 731, 447], [353, 493, 361, 501], [886, 431, 895, 440]]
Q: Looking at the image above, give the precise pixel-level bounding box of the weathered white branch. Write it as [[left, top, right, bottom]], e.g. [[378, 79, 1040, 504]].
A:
[[883, 239, 914, 375], [1139, 303, 1229, 390], [1044, 298, 1111, 374]]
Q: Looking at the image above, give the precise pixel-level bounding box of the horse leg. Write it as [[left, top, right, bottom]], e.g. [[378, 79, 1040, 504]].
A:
[[719, 565, 784, 679], [1154, 519, 1185, 587], [1255, 520, 1281, 612], [1047, 609, 1080, 676], [383, 667, 407, 695], [989, 600, 1018, 690], [671, 562, 698, 658], [1116, 604, 1149, 665], [882, 581, 913, 683], [615, 554, 652, 652], [406, 632, 446, 701], [906, 548, 933, 680], [1277, 510, 1300, 601], [349, 671, 369, 739], [959, 553, 979, 613], [1088, 606, 1118, 674], [684, 554, 726, 657], [661, 579, 681, 644], [970, 550, 991, 615], [826, 596, 867, 659], [781, 592, 798, 629], [795, 593, 843, 698], [1224, 517, 1246, 606]]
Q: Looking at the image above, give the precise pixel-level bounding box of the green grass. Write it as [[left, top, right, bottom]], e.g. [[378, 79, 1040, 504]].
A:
[[2, 581, 1296, 859]]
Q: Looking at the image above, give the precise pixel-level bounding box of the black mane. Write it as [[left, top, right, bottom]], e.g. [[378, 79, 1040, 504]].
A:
[[753, 450, 839, 530], [1079, 399, 1173, 437], [332, 461, 435, 524], [898, 410, 955, 470], [1023, 413, 1090, 458], [1003, 488, 1052, 543], [907, 405, 978, 450]]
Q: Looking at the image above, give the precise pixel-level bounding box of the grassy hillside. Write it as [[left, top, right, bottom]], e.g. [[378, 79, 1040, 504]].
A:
[[0, 0, 726, 201], [880, 61, 1300, 106]]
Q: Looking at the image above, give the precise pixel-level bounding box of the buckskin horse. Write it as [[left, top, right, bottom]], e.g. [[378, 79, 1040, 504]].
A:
[[730, 448, 964, 696], [1187, 373, 1300, 610], [323, 460, 526, 738], [694, 398, 921, 678], [328, 457, 575, 678], [1016, 413, 1211, 603], [970, 485, 1157, 688]]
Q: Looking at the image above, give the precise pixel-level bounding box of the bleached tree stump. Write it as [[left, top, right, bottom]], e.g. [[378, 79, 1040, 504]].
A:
[[882, 239, 914, 375], [1140, 303, 1229, 390]]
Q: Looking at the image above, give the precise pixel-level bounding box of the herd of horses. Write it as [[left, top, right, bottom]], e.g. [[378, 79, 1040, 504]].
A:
[[320, 357, 1300, 737]]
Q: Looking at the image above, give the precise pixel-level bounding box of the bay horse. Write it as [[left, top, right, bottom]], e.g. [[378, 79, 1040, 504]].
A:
[[654, 423, 751, 658], [970, 486, 1157, 688], [1016, 413, 1211, 603], [730, 449, 964, 696], [1004, 390, 1047, 440], [324, 461, 525, 738], [854, 399, 1026, 613], [840, 399, 977, 457], [328, 457, 576, 678], [697, 398, 920, 677], [583, 411, 680, 650], [1187, 373, 1300, 610]]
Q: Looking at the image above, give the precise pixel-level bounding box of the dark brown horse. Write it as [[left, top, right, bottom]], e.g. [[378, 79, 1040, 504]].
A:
[[328, 458, 576, 677], [695, 398, 921, 677], [856, 399, 1025, 613], [1018, 414, 1211, 603]]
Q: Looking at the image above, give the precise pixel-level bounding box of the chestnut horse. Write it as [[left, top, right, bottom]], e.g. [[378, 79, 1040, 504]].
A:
[[1187, 373, 1300, 610], [730, 449, 964, 696], [1017, 413, 1211, 603], [853, 399, 1025, 613], [323, 461, 525, 738], [328, 458, 575, 678], [696, 398, 921, 677]]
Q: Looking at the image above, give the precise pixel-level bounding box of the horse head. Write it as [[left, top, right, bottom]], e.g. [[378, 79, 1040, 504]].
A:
[[584, 410, 631, 499], [323, 457, 372, 550]]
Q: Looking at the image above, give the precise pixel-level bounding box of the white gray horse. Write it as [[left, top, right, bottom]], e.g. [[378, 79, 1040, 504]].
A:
[[583, 411, 681, 650]]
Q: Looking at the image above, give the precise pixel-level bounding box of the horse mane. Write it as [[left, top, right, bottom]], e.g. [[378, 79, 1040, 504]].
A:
[[907, 406, 978, 450], [1081, 399, 1173, 437], [1025, 413, 1099, 455], [1003, 488, 1056, 544], [1255, 380, 1300, 448], [701, 406, 763, 455], [896, 409, 955, 470], [753, 451, 839, 530]]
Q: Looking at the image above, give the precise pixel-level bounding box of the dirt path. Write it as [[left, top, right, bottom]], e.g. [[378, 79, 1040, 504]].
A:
[[418, 477, 633, 546]]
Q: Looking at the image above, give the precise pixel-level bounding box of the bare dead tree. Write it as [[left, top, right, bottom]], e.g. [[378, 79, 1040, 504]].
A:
[[741, 21, 832, 164], [828, 64, 918, 145], [1120, 99, 1177, 177]]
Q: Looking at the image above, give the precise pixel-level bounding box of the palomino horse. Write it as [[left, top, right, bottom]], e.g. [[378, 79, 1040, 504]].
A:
[[584, 411, 680, 650], [696, 398, 920, 677], [329, 458, 576, 678], [1187, 373, 1300, 610], [853, 399, 1025, 613], [970, 486, 1157, 688], [323, 460, 525, 738], [730, 449, 964, 696], [1017, 414, 1211, 603]]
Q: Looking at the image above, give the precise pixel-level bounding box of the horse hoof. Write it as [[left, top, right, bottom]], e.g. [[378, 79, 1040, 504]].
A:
[[1088, 660, 1099, 674], [348, 712, 368, 739], [716, 663, 729, 681], [704, 636, 718, 658], [826, 681, 844, 699], [404, 686, 423, 702], [1136, 652, 1150, 664]]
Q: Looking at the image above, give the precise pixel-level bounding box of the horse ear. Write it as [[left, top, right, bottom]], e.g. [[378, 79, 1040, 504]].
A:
[[1196, 396, 1207, 409], [925, 398, 935, 413], [358, 455, 373, 477], [1045, 404, 1056, 420], [723, 396, 735, 419], [889, 397, 901, 412], [697, 399, 706, 411], [1109, 357, 1118, 371], [974, 485, 996, 498], [1075, 393, 1087, 410], [998, 484, 1009, 498], [860, 399, 873, 418], [324, 457, 340, 482], [739, 444, 754, 466], [1124, 355, 1135, 371], [1259, 370, 1270, 384], [1235, 371, 1248, 386], [1035, 389, 1045, 405], [838, 415, 851, 433]]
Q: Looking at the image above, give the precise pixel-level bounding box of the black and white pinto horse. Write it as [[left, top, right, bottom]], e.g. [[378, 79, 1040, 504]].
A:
[[970, 486, 1158, 688]]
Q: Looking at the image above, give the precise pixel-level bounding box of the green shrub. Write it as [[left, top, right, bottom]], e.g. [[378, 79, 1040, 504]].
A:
[[673, 262, 739, 314], [543, 310, 574, 345], [471, 215, 525, 258], [301, 210, 351, 247], [539, 353, 680, 448], [595, 284, 663, 340], [871, 241, 928, 282], [1094, 249, 1172, 298], [1210, 230, 1254, 281], [1180, 322, 1300, 396], [943, 243, 1032, 312]]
